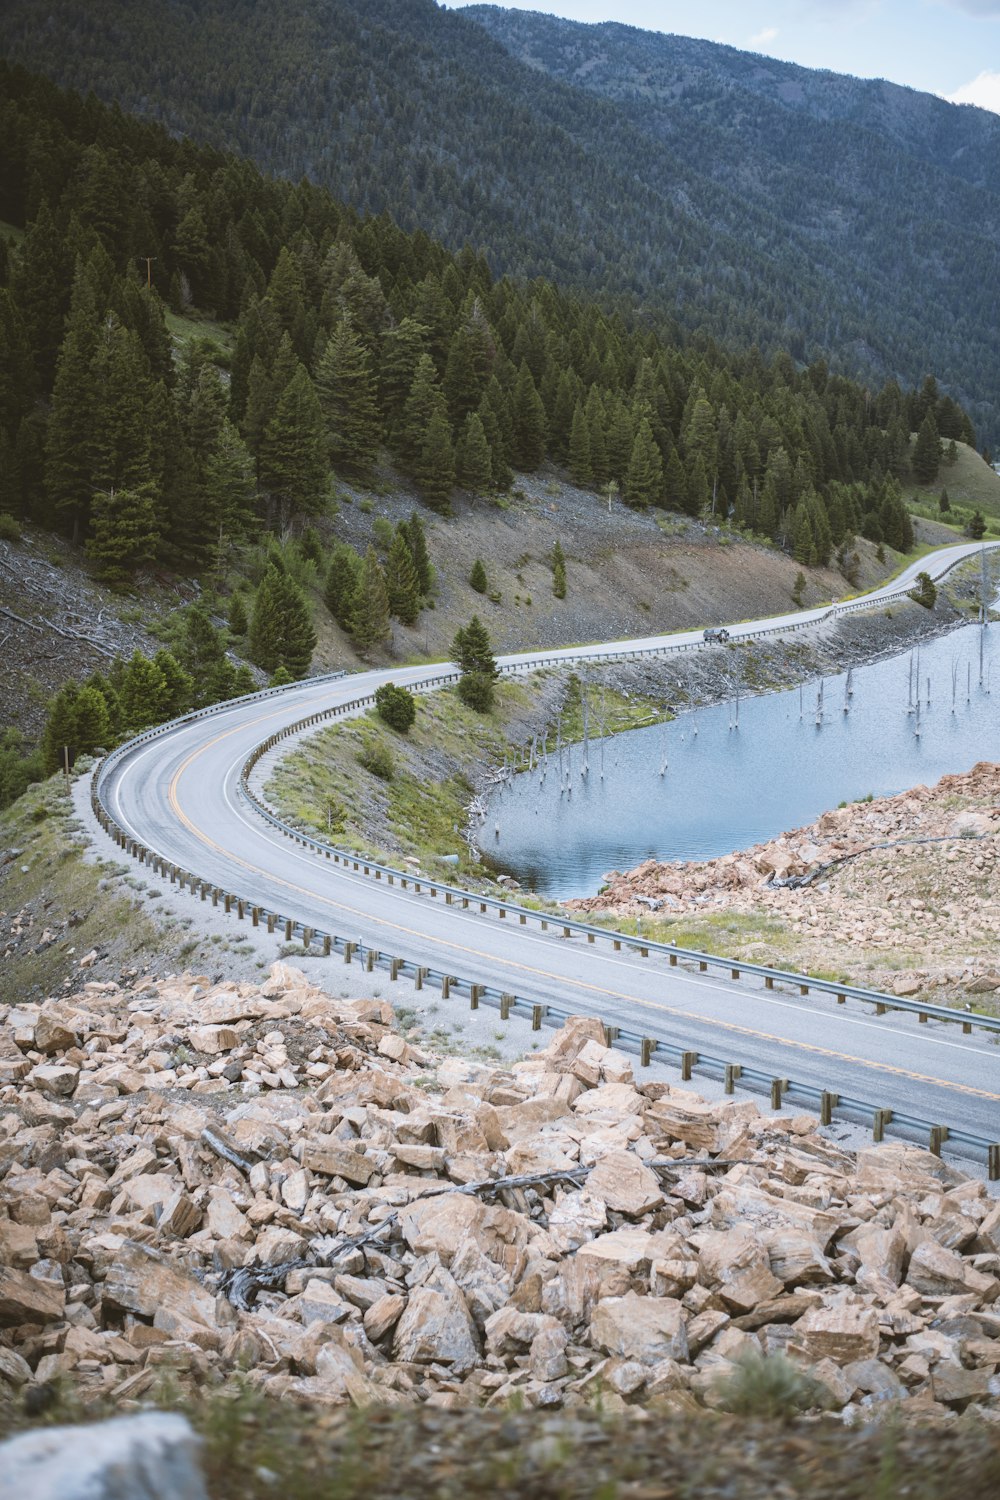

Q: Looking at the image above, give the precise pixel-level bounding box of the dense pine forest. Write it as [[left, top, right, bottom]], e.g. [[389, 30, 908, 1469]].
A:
[[1, 0, 998, 443], [0, 62, 978, 802]]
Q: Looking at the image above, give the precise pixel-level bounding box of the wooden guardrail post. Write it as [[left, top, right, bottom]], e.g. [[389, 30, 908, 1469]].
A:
[[415, 967, 426, 991], [441, 975, 451, 999], [470, 984, 481, 1010], [322, 935, 331, 956], [724, 1063, 742, 1095], [284, 919, 293, 941], [365, 947, 375, 972], [929, 1125, 948, 1157], [819, 1091, 839, 1126], [873, 1108, 891, 1142], [731, 967, 740, 980], [640, 1038, 653, 1067], [531, 1004, 543, 1031], [267, 913, 275, 934], [765, 976, 774, 990], [681, 1050, 698, 1081], [390, 957, 401, 981], [344, 942, 354, 963], [500, 994, 512, 1020], [251, 906, 259, 927], [990, 1144, 1000, 1182], [223, 893, 231, 915], [770, 1078, 786, 1109]]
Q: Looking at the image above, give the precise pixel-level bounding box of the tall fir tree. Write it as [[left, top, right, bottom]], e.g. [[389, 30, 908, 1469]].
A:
[[315, 319, 381, 480], [324, 542, 362, 629], [405, 511, 432, 596], [86, 483, 159, 587], [413, 407, 455, 513], [258, 364, 328, 523], [512, 361, 546, 471], [386, 528, 420, 625], [624, 419, 664, 508], [455, 411, 492, 493], [350, 545, 391, 654], [568, 401, 592, 487]]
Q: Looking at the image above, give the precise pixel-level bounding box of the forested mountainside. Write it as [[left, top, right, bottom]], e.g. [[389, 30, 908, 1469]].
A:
[[1, 0, 998, 444], [0, 62, 977, 800]]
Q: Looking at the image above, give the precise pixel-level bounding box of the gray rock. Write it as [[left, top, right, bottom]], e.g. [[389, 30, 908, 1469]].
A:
[[0, 1413, 207, 1500]]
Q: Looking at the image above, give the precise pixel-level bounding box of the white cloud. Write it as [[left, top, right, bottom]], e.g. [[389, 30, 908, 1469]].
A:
[[749, 26, 780, 47], [945, 69, 1000, 112]]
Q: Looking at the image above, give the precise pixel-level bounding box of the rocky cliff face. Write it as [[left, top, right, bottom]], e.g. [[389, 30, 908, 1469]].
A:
[[1, 963, 999, 1419]]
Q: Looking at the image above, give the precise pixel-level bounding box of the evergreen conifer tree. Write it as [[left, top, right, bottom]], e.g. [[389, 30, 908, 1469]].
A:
[[324, 542, 362, 628], [405, 511, 432, 596], [624, 419, 664, 508], [258, 364, 328, 522], [551, 540, 567, 599], [386, 528, 421, 625], [350, 546, 391, 654], [512, 362, 546, 470], [87, 483, 159, 586], [456, 412, 492, 493], [414, 407, 455, 513], [568, 401, 592, 487], [469, 558, 488, 594], [315, 320, 381, 480], [912, 410, 942, 484]]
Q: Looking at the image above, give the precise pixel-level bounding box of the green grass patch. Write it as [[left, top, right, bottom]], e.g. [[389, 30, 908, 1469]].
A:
[[165, 308, 235, 353]]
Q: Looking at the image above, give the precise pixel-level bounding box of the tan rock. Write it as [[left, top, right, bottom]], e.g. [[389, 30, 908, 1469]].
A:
[[697, 1227, 783, 1312], [906, 1240, 999, 1301], [301, 1141, 375, 1185], [188, 1024, 239, 1054], [590, 1291, 689, 1365], [794, 1300, 881, 1364], [0, 1267, 65, 1326], [584, 1151, 664, 1216], [364, 1294, 406, 1342], [27, 1062, 78, 1097], [102, 1241, 215, 1329], [392, 1266, 480, 1373]]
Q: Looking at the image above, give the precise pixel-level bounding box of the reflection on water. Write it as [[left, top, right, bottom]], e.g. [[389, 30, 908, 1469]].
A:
[[483, 622, 1000, 899]]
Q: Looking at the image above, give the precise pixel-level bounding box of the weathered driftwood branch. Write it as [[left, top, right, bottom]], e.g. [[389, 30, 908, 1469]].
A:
[[218, 1165, 593, 1310]]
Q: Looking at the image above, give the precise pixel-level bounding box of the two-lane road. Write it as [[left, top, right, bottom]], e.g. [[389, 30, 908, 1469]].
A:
[[98, 540, 1000, 1147]]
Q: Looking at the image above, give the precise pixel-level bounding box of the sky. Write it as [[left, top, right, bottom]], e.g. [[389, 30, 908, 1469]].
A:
[[443, 1, 1000, 113]]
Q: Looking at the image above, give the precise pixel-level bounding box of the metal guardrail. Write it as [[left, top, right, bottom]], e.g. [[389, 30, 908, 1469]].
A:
[[90, 544, 1000, 1175]]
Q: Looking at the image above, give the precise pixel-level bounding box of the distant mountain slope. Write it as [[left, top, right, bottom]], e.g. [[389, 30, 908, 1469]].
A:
[[2, 0, 998, 441]]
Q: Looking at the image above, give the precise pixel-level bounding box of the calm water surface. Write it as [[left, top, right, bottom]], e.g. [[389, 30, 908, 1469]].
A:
[[483, 622, 1000, 899]]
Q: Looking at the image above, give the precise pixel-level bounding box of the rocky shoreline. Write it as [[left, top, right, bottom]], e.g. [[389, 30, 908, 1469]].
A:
[[2, 961, 999, 1427], [566, 761, 1000, 1007]]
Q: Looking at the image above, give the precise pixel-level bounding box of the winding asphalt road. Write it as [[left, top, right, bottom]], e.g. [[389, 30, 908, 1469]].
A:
[[97, 541, 1000, 1154]]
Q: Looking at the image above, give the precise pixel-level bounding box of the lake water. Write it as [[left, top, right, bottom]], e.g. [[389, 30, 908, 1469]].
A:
[[482, 621, 1000, 898]]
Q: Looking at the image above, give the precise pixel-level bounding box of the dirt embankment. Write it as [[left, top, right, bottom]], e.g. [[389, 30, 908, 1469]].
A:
[[568, 762, 1000, 1010]]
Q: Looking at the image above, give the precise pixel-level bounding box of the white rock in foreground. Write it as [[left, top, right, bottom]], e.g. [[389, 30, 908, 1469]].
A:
[[0, 1413, 207, 1500]]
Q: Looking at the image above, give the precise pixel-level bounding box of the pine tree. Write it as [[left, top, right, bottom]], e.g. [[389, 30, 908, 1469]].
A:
[[469, 558, 488, 594], [664, 447, 688, 515], [405, 511, 432, 596], [324, 542, 362, 629], [399, 355, 445, 471], [248, 564, 316, 677], [551, 540, 567, 599], [451, 615, 498, 678], [512, 362, 546, 471], [912, 410, 942, 485], [386, 528, 421, 625], [456, 412, 492, 493], [568, 401, 592, 487], [87, 483, 159, 587], [350, 546, 391, 654], [315, 320, 381, 480], [119, 652, 169, 733], [624, 419, 664, 508], [42, 684, 81, 773], [228, 591, 249, 636], [413, 408, 455, 513], [203, 419, 257, 540], [72, 684, 112, 756], [258, 364, 328, 522], [153, 650, 195, 716]]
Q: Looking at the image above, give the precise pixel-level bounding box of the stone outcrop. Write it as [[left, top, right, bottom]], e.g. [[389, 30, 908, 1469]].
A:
[[1, 962, 999, 1423]]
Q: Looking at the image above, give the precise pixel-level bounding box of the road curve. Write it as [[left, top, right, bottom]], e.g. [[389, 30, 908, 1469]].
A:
[[97, 540, 1000, 1154]]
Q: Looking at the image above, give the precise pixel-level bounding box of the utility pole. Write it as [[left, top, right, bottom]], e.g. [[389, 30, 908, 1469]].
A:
[[140, 256, 156, 290]]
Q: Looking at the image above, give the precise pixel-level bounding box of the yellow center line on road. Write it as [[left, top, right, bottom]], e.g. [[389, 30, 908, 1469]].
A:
[[160, 720, 1000, 1108]]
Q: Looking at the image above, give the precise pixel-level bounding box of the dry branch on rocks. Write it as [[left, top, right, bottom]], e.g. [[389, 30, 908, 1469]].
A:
[[1, 966, 999, 1425]]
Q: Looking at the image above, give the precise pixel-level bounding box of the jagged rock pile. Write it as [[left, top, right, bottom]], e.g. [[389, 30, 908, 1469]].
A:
[[569, 763, 1000, 1001], [1, 965, 999, 1422]]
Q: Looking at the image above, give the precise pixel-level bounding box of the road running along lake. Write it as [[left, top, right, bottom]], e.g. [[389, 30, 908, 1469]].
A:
[[481, 618, 1000, 899]]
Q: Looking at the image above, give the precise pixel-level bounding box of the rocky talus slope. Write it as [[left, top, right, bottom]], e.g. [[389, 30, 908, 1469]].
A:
[[1, 963, 999, 1424], [568, 762, 1000, 1004]]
